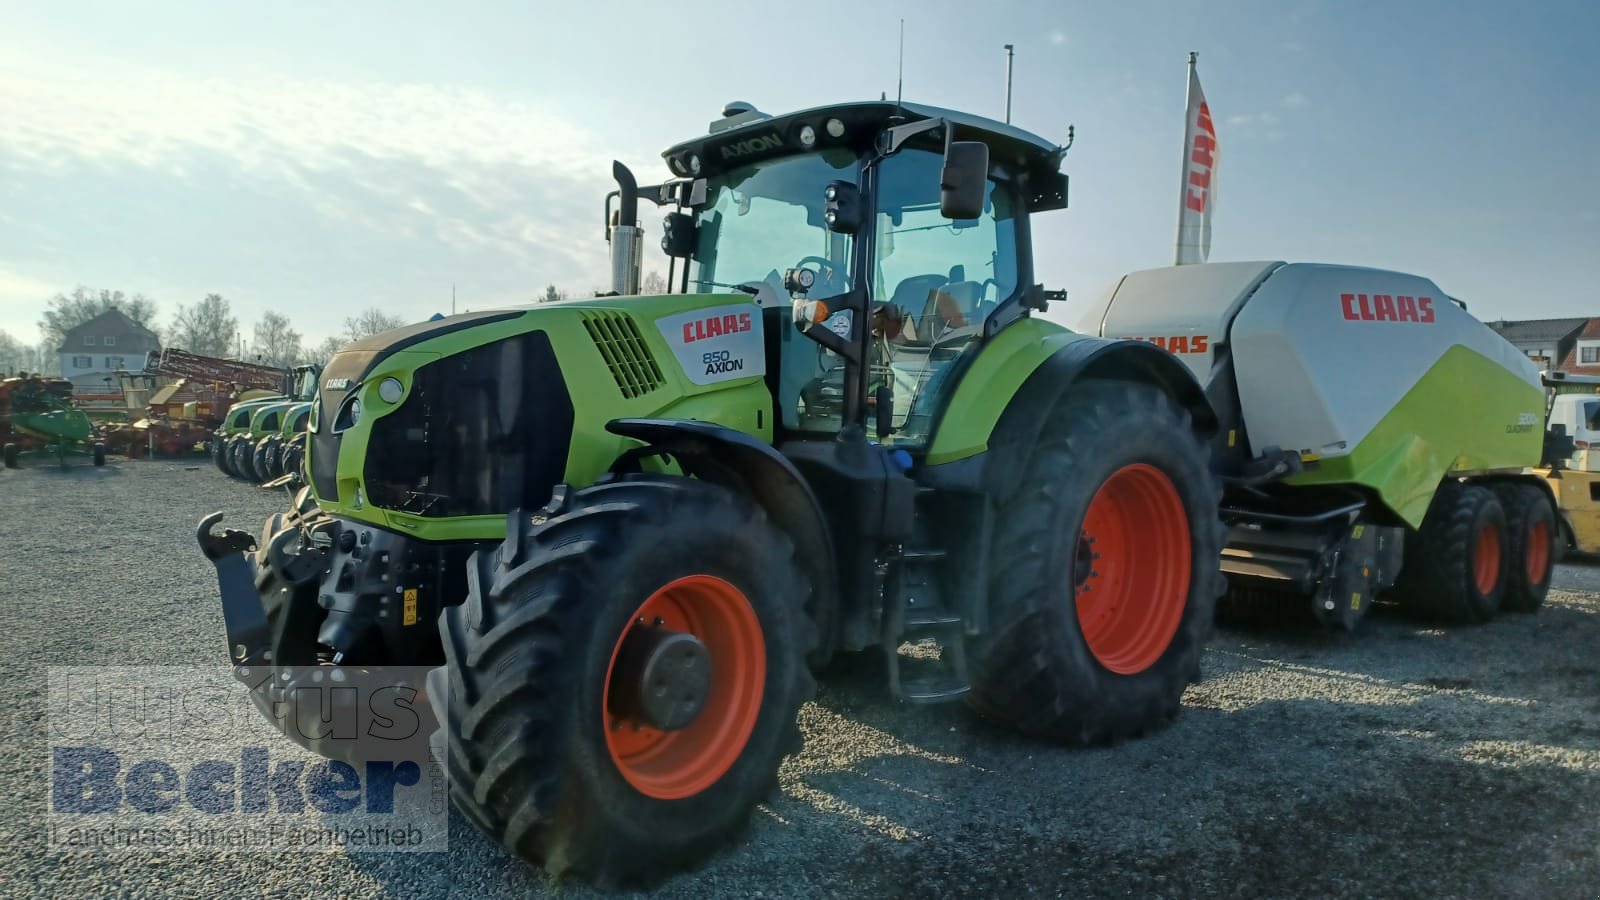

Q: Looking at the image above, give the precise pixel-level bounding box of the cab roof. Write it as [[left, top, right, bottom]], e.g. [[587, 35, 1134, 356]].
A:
[[661, 100, 1070, 211]]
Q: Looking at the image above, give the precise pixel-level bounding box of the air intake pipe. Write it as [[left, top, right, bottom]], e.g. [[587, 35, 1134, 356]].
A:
[[608, 161, 642, 296]]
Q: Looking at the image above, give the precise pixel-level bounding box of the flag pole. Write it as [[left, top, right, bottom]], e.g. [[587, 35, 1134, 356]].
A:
[[1175, 51, 1197, 266]]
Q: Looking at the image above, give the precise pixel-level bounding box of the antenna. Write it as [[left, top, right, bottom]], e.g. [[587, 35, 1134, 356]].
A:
[[1004, 43, 1015, 123], [896, 18, 905, 111]]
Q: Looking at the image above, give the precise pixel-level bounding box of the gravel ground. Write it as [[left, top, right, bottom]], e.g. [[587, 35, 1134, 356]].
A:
[[3, 457, 1599, 898]]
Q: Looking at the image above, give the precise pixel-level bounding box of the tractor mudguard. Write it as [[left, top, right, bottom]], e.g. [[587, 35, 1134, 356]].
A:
[[606, 417, 839, 662], [196, 511, 271, 667], [979, 337, 1217, 503]]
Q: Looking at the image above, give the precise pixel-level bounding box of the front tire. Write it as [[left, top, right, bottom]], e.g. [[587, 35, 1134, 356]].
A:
[[229, 437, 254, 481], [91, 442, 106, 466], [429, 476, 816, 885], [1395, 482, 1507, 623], [1494, 483, 1555, 613], [966, 380, 1225, 744], [3, 443, 17, 469]]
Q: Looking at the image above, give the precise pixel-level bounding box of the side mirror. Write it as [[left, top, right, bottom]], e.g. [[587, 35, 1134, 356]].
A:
[[940, 141, 989, 220], [822, 181, 863, 234]]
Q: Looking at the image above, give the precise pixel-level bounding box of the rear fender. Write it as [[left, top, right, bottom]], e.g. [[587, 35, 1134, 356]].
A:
[[605, 418, 839, 664], [982, 338, 1217, 502]]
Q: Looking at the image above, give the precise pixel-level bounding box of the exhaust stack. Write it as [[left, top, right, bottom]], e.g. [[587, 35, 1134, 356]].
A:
[[609, 161, 643, 296]]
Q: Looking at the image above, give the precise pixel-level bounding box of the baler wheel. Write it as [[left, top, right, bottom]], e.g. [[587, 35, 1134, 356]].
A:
[[429, 475, 815, 885], [1395, 482, 1507, 623], [1493, 483, 1556, 613], [966, 380, 1225, 744]]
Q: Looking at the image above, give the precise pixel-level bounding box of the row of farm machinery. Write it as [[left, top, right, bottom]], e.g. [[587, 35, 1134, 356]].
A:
[[2, 348, 316, 480]]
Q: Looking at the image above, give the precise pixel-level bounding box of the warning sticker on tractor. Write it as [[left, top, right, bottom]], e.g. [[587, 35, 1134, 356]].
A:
[[403, 589, 418, 626], [656, 303, 766, 386]]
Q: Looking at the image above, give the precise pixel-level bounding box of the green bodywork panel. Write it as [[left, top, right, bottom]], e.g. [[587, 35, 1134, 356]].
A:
[[316, 293, 772, 540], [1289, 344, 1545, 527], [11, 409, 93, 444], [221, 397, 286, 436], [922, 317, 1092, 466], [276, 403, 312, 440], [245, 401, 297, 440]]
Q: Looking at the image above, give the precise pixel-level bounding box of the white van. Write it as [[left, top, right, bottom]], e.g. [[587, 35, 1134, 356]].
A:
[[1547, 392, 1600, 471]]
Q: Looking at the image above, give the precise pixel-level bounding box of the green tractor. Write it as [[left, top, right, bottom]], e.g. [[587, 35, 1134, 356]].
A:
[[197, 98, 1234, 882], [210, 365, 319, 480], [250, 401, 312, 484]]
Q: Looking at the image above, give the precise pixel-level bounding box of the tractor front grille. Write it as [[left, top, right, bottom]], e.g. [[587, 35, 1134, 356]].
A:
[[581, 311, 663, 398]]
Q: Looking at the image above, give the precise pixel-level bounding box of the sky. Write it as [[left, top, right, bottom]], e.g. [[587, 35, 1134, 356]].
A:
[[1, 0, 1596, 348]]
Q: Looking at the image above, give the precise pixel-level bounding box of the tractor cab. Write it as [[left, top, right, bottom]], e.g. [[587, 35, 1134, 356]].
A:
[[609, 100, 1069, 448]]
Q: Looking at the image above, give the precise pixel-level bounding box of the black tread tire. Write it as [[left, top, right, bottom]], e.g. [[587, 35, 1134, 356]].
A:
[[91, 442, 106, 467], [1394, 482, 1507, 623], [229, 437, 254, 481], [1494, 482, 1555, 613], [429, 475, 816, 885], [252, 436, 278, 482], [210, 435, 229, 474], [3, 443, 18, 469], [966, 380, 1226, 744]]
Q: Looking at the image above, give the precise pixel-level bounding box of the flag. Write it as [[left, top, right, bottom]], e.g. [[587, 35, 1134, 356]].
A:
[[1174, 54, 1218, 265]]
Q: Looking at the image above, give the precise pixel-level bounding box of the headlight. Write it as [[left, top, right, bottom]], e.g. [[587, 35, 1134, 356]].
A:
[[378, 377, 404, 404]]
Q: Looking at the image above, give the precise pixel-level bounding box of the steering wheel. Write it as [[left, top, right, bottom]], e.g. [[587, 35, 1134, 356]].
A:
[[793, 255, 847, 296]]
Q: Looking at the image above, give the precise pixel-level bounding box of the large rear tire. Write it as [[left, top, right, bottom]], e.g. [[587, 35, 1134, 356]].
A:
[[966, 380, 1225, 744], [1493, 482, 1555, 613], [429, 476, 816, 885], [1395, 482, 1507, 623]]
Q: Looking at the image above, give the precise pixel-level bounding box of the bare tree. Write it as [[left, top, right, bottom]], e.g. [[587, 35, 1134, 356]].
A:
[[0, 330, 27, 374], [641, 271, 667, 295], [39, 286, 159, 348], [252, 311, 303, 368], [306, 335, 347, 366], [170, 293, 239, 357], [344, 308, 406, 341]]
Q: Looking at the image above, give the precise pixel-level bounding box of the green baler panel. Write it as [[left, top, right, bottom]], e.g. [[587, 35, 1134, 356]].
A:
[[1289, 344, 1545, 527]]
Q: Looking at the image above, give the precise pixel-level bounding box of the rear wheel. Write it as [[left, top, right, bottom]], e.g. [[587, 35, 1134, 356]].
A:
[[1395, 482, 1507, 623], [1494, 483, 1555, 613], [967, 380, 1225, 744], [430, 476, 815, 885]]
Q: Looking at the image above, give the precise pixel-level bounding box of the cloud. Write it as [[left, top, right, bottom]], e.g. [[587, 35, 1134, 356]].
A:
[[1226, 111, 1279, 127], [1049, 31, 1067, 46], [1281, 91, 1308, 108], [0, 64, 635, 339]]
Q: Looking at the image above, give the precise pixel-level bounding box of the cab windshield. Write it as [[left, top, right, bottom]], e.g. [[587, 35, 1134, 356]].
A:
[[689, 149, 858, 300]]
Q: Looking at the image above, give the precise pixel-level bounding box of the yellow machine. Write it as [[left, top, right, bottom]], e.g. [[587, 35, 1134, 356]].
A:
[[1538, 371, 1600, 558]]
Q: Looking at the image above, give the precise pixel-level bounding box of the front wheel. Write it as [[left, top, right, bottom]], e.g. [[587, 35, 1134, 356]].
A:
[[967, 380, 1225, 744], [91, 442, 106, 466], [3, 443, 17, 469], [429, 476, 816, 885]]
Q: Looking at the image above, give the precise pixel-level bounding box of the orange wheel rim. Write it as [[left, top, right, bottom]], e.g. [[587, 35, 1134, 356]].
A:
[[603, 575, 765, 800], [1526, 519, 1551, 585], [1474, 521, 1502, 595], [1074, 463, 1192, 675]]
